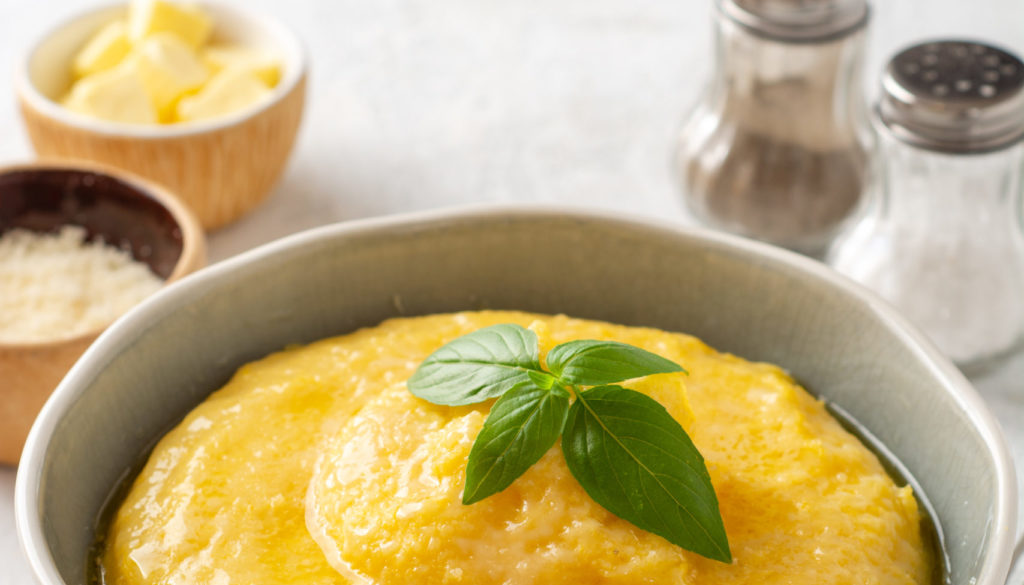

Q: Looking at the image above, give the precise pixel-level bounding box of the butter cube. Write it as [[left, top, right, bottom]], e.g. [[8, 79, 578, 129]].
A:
[[202, 45, 282, 87], [131, 33, 209, 120], [129, 0, 211, 48], [62, 66, 158, 125], [176, 67, 272, 122], [73, 20, 132, 78]]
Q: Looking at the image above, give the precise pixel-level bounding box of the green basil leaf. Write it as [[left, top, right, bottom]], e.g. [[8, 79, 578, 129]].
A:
[[527, 370, 557, 389], [408, 324, 543, 406], [546, 340, 684, 386], [562, 385, 731, 563], [463, 383, 570, 504]]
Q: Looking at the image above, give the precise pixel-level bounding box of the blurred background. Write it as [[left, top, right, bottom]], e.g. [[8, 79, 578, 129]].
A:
[[2, 0, 1022, 260], [0, 0, 1022, 582]]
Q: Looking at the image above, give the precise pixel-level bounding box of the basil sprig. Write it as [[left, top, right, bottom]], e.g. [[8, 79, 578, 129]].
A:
[[407, 323, 731, 563]]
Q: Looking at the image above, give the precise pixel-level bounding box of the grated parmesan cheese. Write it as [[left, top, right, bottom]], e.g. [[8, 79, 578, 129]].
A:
[[0, 225, 164, 344]]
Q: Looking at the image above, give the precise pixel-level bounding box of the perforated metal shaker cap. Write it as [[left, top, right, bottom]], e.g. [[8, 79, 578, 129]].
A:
[[719, 0, 869, 42], [878, 40, 1024, 153]]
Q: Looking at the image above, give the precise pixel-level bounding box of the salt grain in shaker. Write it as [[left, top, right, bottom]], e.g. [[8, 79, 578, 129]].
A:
[[675, 0, 873, 259], [828, 40, 1024, 374]]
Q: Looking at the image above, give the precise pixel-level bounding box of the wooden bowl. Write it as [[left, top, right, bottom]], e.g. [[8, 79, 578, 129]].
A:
[[0, 161, 205, 464], [15, 2, 307, 230]]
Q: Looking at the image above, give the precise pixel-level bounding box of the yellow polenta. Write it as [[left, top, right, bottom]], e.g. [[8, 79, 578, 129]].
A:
[[100, 311, 931, 585]]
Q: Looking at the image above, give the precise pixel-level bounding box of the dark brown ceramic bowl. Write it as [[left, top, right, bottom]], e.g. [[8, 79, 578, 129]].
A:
[[0, 161, 205, 464]]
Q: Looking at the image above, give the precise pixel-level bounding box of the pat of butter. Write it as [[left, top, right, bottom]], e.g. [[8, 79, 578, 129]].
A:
[[202, 45, 282, 87], [73, 21, 132, 78], [131, 33, 209, 120], [62, 66, 158, 125], [129, 0, 211, 48], [176, 67, 272, 122], [63, 2, 283, 126]]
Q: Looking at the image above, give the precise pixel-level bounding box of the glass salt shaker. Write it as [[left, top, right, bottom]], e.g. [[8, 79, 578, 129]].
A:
[[675, 0, 873, 259], [828, 41, 1024, 375]]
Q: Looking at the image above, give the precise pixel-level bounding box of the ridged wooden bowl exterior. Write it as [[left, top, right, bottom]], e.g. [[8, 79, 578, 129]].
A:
[[0, 335, 97, 465], [0, 162, 206, 464], [19, 76, 305, 231]]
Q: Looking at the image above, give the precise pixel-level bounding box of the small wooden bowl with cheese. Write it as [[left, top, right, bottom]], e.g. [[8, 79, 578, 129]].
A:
[[0, 161, 205, 464], [16, 1, 307, 230]]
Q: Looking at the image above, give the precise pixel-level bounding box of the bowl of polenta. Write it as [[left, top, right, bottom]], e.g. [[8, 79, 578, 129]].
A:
[[16, 0, 306, 229], [14, 208, 1019, 585]]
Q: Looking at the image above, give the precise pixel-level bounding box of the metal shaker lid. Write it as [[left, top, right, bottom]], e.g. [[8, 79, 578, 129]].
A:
[[718, 0, 869, 43], [878, 40, 1024, 153]]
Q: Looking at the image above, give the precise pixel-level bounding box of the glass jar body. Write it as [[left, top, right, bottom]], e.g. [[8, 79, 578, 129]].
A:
[[828, 134, 1024, 373], [676, 16, 873, 258]]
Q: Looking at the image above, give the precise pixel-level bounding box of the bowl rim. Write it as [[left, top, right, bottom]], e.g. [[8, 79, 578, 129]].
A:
[[0, 159, 206, 349], [14, 0, 308, 138], [14, 204, 1019, 585]]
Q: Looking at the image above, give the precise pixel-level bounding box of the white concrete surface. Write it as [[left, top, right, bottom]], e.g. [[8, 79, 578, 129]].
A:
[[0, 0, 1021, 583]]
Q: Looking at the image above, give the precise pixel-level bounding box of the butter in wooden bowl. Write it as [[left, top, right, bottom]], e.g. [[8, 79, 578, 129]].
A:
[[17, 0, 307, 229]]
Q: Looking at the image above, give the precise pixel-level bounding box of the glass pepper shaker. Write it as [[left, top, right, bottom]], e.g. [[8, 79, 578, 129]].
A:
[[828, 40, 1024, 374], [675, 0, 873, 259]]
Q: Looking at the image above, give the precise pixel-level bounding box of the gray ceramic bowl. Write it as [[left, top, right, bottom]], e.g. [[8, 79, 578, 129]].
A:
[[15, 207, 1018, 585]]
